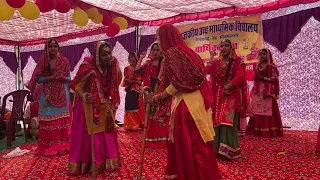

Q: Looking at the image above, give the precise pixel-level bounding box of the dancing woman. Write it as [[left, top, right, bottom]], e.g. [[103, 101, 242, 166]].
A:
[[122, 53, 145, 130], [135, 43, 170, 149], [68, 41, 121, 175], [28, 38, 71, 156], [247, 49, 283, 137], [146, 24, 221, 180], [206, 39, 250, 159]]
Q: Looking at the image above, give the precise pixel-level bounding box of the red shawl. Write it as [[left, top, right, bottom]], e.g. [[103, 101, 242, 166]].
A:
[[140, 59, 161, 89], [153, 59, 172, 120], [69, 41, 122, 124], [208, 55, 251, 118], [158, 23, 212, 109], [122, 65, 142, 92], [255, 49, 280, 99], [27, 39, 70, 108]]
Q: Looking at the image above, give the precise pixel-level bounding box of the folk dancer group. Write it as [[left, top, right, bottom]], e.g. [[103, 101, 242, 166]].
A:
[[26, 23, 284, 179]]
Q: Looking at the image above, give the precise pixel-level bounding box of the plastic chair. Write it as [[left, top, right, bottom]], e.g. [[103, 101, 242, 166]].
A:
[[0, 90, 31, 149]]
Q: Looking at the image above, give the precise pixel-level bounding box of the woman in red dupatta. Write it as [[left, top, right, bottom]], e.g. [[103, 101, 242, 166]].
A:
[[146, 24, 221, 180], [247, 49, 283, 137], [206, 39, 250, 159], [122, 52, 144, 130], [68, 41, 121, 175], [136, 43, 170, 149], [27, 38, 71, 156]]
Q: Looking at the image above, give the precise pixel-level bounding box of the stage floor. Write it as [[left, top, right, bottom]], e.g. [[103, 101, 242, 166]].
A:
[[0, 130, 319, 180]]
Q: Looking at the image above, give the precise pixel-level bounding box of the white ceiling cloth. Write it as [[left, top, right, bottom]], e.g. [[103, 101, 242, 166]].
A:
[[0, 0, 318, 43]]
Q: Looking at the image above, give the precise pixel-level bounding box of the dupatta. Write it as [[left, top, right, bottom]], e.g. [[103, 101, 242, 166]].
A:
[[27, 38, 70, 108]]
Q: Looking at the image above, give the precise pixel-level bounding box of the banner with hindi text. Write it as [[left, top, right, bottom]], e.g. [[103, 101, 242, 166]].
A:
[[177, 15, 263, 81]]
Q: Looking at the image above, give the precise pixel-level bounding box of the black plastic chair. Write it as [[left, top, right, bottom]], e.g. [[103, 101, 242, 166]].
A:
[[0, 90, 30, 149]]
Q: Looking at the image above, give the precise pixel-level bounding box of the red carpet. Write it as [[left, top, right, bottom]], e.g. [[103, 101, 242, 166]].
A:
[[0, 130, 319, 180]]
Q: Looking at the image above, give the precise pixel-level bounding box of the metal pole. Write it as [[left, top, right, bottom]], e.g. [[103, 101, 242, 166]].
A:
[[136, 25, 141, 54], [15, 45, 23, 90]]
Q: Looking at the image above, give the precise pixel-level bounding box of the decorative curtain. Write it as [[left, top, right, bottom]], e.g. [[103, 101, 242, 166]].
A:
[[0, 50, 17, 73], [139, 8, 320, 54], [263, 7, 320, 52], [138, 34, 157, 54], [20, 31, 137, 72], [0, 50, 17, 110]]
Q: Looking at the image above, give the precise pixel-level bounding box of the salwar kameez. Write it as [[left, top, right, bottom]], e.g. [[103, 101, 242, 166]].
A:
[[34, 66, 71, 156], [206, 58, 249, 159], [247, 49, 283, 137], [137, 60, 170, 148], [27, 39, 72, 157], [123, 65, 144, 130]]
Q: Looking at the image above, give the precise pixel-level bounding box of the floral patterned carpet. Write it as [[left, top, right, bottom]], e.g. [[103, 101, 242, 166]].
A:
[[0, 130, 319, 180]]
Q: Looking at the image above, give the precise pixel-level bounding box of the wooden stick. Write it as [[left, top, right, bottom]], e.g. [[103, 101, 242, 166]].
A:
[[137, 103, 151, 180], [88, 101, 96, 180]]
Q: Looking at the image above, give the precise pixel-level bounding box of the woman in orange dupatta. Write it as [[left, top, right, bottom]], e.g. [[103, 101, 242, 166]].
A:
[[146, 24, 221, 180], [27, 38, 71, 156], [122, 52, 145, 130], [68, 41, 122, 175], [206, 39, 250, 159], [247, 49, 283, 137]]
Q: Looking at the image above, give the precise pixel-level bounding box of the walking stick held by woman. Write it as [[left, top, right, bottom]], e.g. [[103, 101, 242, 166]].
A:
[[136, 86, 153, 180], [85, 93, 96, 180]]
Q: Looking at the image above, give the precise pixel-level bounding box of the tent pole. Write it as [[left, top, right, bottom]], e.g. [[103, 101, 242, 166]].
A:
[[136, 25, 141, 54], [15, 45, 23, 90]]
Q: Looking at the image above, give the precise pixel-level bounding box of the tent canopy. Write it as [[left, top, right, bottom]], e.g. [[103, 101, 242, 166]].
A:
[[0, 0, 317, 45]]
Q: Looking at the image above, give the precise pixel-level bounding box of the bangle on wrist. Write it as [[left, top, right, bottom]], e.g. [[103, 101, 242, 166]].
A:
[[152, 93, 162, 104], [160, 92, 166, 100], [157, 93, 162, 102], [152, 95, 157, 104]]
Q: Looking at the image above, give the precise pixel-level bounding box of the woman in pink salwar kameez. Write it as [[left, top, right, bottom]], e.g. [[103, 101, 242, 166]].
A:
[[68, 41, 122, 175], [247, 49, 283, 137]]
